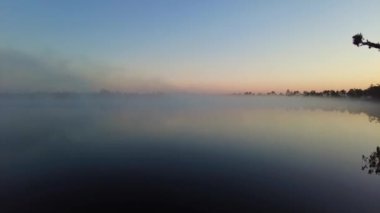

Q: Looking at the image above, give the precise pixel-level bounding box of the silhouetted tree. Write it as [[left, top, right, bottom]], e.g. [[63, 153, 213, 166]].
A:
[[285, 90, 301, 96], [244, 91, 253, 95], [353, 33, 380, 51], [365, 84, 380, 99], [347, 88, 364, 98]]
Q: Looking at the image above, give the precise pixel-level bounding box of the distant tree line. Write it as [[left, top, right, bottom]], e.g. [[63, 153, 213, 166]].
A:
[[239, 84, 380, 99], [300, 84, 380, 99]]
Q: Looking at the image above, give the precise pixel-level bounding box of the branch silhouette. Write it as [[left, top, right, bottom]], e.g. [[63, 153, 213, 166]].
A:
[[353, 33, 380, 50]]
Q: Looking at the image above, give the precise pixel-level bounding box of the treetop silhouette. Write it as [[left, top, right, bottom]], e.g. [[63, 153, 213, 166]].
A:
[[352, 33, 380, 51]]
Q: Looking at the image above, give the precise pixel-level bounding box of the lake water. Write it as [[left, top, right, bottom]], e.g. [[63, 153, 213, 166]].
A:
[[1, 95, 380, 212]]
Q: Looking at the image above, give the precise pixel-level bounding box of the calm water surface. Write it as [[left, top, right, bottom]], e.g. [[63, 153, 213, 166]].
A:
[[1, 96, 380, 212]]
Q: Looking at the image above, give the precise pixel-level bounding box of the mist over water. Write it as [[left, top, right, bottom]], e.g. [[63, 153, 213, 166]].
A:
[[1, 95, 380, 212]]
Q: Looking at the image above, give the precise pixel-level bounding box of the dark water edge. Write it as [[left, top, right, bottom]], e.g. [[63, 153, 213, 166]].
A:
[[1, 95, 380, 212]]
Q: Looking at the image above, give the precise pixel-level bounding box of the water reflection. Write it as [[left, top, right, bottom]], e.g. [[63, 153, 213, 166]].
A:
[[265, 97, 380, 125], [362, 147, 380, 175], [1, 96, 380, 212], [318, 105, 380, 124]]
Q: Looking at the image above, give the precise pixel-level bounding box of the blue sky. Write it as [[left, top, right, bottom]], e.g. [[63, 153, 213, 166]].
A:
[[0, 0, 379, 93]]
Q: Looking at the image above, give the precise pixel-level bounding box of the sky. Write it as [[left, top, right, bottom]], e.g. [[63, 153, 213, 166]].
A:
[[0, 0, 379, 93]]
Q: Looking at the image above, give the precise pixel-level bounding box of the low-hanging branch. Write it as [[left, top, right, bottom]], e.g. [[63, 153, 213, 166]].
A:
[[353, 33, 380, 50]]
